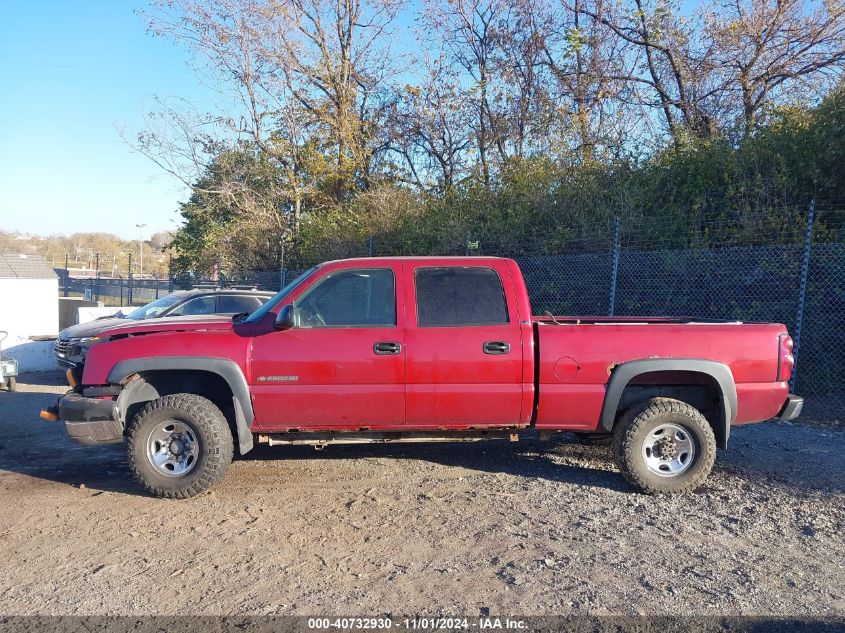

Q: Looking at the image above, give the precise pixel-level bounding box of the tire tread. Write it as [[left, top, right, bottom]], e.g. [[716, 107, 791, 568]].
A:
[[126, 393, 233, 499], [612, 397, 716, 494]]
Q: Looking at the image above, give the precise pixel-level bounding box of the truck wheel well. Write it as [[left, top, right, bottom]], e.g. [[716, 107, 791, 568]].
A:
[[613, 371, 726, 447], [120, 370, 237, 447]]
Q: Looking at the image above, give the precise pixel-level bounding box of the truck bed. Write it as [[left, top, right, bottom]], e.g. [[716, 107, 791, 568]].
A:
[[534, 315, 744, 325], [533, 319, 789, 431]]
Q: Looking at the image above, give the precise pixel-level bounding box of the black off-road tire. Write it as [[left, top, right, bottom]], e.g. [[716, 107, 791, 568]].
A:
[[126, 394, 233, 499], [612, 397, 716, 494]]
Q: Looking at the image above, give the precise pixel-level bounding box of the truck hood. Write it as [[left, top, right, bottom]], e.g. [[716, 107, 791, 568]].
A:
[[96, 314, 235, 338], [59, 316, 132, 339]]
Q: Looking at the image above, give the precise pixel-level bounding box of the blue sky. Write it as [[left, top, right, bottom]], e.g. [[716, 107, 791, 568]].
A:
[[0, 1, 206, 239], [0, 1, 427, 241], [0, 1, 706, 242]]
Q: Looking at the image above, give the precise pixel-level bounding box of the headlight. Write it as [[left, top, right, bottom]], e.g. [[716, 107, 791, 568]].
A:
[[68, 336, 106, 358], [68, 336, 104, 346]]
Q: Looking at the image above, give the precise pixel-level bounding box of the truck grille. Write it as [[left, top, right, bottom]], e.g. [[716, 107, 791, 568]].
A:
[[54, 339, 70, 357]]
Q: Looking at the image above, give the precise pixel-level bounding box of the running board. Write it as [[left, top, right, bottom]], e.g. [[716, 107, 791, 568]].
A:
[[257, 430, 521, 448]]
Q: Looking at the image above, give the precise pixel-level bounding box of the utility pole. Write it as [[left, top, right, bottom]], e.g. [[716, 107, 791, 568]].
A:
[[136, 223, 147, 276]]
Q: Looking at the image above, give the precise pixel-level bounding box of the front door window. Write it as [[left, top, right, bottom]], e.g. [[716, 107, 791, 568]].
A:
[[293, 268, 396, 328]]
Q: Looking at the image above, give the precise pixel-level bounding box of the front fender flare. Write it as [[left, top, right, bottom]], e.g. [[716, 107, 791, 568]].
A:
[[108, 356, 254, 454], [599, 358, 737, 448]]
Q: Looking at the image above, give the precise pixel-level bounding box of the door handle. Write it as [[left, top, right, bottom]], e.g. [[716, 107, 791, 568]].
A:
[[483, 341, 511, 355], [374, 341, 402, 355]]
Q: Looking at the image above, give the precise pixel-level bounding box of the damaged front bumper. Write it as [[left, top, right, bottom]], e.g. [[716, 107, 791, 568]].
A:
[[43, 392, 123, 445]]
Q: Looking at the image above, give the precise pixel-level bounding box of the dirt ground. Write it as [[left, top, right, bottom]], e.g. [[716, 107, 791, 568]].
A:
[[0, 372, 843, 618]]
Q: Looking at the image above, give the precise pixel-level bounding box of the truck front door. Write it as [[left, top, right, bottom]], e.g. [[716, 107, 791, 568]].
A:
[[250, 265, 405, 430]]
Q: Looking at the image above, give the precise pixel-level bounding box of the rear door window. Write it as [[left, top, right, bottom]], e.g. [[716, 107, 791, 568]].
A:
[[415, 267, 509, 327], [218, 294, 264, 314]]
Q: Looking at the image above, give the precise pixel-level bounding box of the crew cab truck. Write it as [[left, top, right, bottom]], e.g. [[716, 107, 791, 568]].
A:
[[42, 257, 803, 498]]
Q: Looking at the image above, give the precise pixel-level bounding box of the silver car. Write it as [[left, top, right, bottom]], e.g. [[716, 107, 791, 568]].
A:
[[54, 289, 273, 368]]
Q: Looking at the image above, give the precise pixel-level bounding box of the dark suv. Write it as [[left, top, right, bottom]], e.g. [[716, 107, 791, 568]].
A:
[[54, 288, 274, 368]]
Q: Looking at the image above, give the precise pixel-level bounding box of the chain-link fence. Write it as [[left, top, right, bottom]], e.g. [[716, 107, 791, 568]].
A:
[[57, 262, 286, 307], [514, 205, 843, 422], [56, 201, 845, 422]]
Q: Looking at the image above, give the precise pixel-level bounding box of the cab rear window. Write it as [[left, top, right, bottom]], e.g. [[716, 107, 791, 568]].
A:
[[415, 267, 509, 327]]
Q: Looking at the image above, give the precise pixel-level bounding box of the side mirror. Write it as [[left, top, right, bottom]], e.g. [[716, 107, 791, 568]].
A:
[[274, 304, 295, 330]]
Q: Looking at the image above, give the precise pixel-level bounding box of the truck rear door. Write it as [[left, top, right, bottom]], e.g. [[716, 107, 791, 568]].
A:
[[403, 262, 525, 428]]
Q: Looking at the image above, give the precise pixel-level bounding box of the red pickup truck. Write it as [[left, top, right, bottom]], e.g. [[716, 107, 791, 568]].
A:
[[43, 257, 802, 498]]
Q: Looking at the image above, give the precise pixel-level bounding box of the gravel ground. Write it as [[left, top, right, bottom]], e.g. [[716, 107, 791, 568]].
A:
[[0, 372, 843, 617]]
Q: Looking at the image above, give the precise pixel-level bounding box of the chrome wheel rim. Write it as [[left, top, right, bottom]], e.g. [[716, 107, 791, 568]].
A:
[[146, 420, 199, 477], [641, 423, 696, 477]]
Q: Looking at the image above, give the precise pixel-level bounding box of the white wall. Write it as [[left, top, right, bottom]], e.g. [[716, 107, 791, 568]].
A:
[[0, 278, 59, 371]]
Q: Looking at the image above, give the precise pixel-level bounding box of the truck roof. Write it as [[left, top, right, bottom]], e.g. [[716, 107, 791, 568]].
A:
[[325, 256, 510, 265]]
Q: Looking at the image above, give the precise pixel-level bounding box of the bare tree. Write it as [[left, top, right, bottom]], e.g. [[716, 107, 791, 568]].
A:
[[135, 1, 308, 237], [261, 0, 404, 197], [138, 0, 403, 236], [391, 55, 474, 192], [706, 0, 845, 136], [568, 0, 845, 140], [423, 0, 512, 185], [534, 0, 635, 159], [570, 0, 724, 139], [494, 0, 549, 160]]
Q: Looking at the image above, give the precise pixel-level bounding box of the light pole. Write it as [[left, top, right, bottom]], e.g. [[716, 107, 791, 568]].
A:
[[136, 223, 147, 276]]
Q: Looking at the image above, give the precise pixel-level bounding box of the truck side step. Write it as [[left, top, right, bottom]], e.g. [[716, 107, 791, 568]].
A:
[[257, 429, 519, 448]]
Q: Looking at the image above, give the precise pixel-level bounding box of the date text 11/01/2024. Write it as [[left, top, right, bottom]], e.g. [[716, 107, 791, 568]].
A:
[[307, 617, 528, 630]]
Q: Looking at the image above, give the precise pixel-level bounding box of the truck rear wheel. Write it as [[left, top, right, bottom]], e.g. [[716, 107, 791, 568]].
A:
[[126, 393, 233, 499], [612, 397, 716, 494]]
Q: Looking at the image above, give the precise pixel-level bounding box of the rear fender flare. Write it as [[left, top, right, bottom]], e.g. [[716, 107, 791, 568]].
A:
[[108, 356, 254, 454], [599, 358, 737, 448]]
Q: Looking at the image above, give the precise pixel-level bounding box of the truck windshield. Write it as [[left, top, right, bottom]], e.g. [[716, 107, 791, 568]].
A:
[[242, 267, 319, 324]]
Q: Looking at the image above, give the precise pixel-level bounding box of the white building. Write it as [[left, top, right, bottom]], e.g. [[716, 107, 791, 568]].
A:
[[0, 253, 59, 371]]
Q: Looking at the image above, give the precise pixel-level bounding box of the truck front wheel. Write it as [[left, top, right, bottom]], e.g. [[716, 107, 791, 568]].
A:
[[612, 397, 716, 494], [126, 394, 234, 499]]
